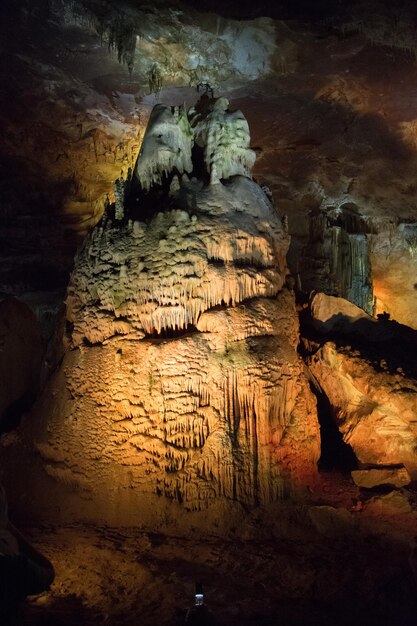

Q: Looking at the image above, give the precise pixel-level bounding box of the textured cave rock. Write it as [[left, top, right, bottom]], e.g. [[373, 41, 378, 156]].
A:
[[135, 104, 193, 192], [306, 294, 417, 479], [190, 96, 256, 184], [7, 99, 320, 526], [3, 0, 417, 334], [301, 205, 373, 314], [309, 291, 375, 335], [351, 466, 411, 489]]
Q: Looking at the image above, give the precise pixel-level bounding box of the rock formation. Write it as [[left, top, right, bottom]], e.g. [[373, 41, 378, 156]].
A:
[[190, 96, 256, 184], [135, 104, 193, 192], [302, 205, 373, 314], [9, 98, 320, 526], [351, 467, 411, 489], [305, 293, 417, 479]]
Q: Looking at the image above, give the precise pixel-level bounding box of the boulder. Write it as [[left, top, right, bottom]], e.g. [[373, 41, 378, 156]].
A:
[[364, 491, 414, 517], [310, 292, 375, 334], [351, 466, 411, 489], [308, 341, 417, 478], [308, 505, 356, 538]]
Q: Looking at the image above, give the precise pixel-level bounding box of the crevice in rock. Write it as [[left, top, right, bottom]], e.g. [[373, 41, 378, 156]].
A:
[[309, 382, 358, 472]]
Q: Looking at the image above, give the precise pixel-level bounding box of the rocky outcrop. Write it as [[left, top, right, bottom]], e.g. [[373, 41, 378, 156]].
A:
[[9, 98, 320, 526], [306, 294, 417, 479], [351, 467, 411, 489], [309, 292, 375, 335]]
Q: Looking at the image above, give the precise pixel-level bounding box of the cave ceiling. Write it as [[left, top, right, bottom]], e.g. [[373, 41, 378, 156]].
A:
[[1, 0, 417, 326]]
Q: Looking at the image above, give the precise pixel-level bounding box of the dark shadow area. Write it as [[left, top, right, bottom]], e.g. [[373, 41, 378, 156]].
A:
[[0, 390, 37, 434], [25, 594, 101, 626], [16, 522, 417, 626], [300, 308, 417, 380], [145, 323, 198, 340], [311, 384, 358, 471], [0, 156, 79, 294], [125, 174, 179, 222], [178, 0, 351, 21], [327, 202, 374, 234]]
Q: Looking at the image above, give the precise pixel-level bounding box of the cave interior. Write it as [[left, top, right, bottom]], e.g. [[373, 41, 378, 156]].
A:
[[1, 0, 417, 624]]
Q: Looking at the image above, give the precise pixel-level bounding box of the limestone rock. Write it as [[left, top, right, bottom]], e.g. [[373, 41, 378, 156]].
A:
[[364, 491, 414, 517], [310, 292, 376, 335], [308, 340, 417, 478], [134, 97, 255, 192], [190, 97, 256, 184], [134, 104, 193, 192], [67, 176, 288, 343], [301, 206, 374, 314], [308, 505, 356, 538], [351, 467, 411, 489], [13, 101, 320, 525]]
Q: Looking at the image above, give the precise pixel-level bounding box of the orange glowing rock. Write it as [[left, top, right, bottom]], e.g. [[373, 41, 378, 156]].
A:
[[351, 467, 411, 489], [307, 294, 417, 480], [11, 100, 320, 525]]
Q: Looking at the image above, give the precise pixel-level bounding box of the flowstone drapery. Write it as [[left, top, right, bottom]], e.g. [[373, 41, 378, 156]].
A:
[[13, 98, 320, 526]]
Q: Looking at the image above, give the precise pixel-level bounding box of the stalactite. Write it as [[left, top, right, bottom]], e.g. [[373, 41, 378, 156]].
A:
[[304, 206, 373, 315], [113, 177, 125, 221]]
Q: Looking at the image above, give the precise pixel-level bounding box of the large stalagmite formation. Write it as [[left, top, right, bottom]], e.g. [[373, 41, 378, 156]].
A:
[[7, 98, 320, 526]]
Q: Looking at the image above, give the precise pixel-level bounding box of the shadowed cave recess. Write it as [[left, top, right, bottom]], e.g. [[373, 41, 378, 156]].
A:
[[1, 0, 417, 624]]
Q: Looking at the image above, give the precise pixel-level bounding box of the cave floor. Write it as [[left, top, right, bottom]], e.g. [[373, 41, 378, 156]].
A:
[[21, 475, 417, 626]]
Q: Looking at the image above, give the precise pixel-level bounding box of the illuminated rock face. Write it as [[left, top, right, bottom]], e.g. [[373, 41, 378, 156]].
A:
[[67, 178, 287, 341], [307, 294, 417, 479], [134, 104, 193, 192], [190, 97, 256, 184], [24, 101, 320, 524], [134, 97, 256, 192]]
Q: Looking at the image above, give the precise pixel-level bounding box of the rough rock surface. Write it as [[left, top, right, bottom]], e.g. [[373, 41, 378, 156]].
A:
[[309, 291, 375, 334], [351, 467, 411, 489], [11, 100, 319, 525], [3, 0, 417, 334], [306, 299, 417, 478], [135, 104, 193, 192]]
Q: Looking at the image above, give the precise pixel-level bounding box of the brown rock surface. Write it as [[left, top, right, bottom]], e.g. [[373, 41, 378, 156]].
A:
[[351, 467, 411, 489], [309, 292, 375, 334], [308, 338, 417, 478], [6, 105, 319, 526]]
